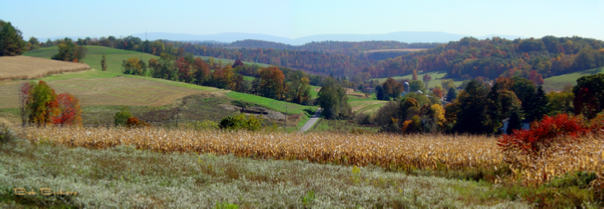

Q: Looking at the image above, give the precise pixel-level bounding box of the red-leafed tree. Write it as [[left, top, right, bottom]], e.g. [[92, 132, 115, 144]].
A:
[[528, 70, 544, 86], [176, 57, 192, 83], [192, 57, 210, 85], [432, 88, 443, 98], [232, 59, 245, 68], [51, 93, 82, 126]]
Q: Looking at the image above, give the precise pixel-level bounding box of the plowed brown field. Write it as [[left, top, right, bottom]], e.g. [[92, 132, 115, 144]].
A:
[[0, 56, 90, 80]]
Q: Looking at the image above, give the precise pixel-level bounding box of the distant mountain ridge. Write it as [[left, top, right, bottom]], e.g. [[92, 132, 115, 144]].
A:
[[128, 32, 525, 45]]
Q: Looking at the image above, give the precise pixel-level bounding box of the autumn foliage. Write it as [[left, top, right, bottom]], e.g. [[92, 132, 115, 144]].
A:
[[497, 114, 595, 156], [126, 117, 149, 128], [51, 93, 82, 126], [22, 81, 82, 126]]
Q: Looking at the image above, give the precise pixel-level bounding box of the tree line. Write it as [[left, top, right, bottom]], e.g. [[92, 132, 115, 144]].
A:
[[377, 36, 604, 82], [356, 73, 604, 135], [211, 39, 439, 56], [121, 53, 323, 105]]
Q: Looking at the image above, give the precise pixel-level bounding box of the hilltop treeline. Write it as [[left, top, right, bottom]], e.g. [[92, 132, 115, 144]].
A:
[[215, 40, 439, 56], [39, 35, 604, 83], [378, 36, 604, 80]]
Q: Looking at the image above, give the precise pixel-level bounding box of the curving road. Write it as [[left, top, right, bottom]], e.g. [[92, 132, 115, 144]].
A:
[[298, 108, 322, 133]]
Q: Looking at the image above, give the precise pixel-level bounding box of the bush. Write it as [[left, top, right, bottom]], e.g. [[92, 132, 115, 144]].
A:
[[353, 112, 372, 125], [497, 114, 590, 157], [115, 107, 134, 127], [0, 125, 16, 143], [188, 120, 219, 130], [219, 114, 263, 131], [303, 107, 317, 117], [126, 117, 149, 128]]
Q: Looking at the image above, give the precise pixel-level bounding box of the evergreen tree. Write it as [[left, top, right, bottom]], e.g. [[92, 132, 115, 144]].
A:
[[506, 110, 523, 135], [486, 83, 502, 133], [525, 86, 548, 122], [446, 87, 457, 102], [454, 79, 490, 134], [375, 85, 385, 100]]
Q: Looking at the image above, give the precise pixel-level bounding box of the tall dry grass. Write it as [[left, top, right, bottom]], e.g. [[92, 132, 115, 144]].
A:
[[13, 126, 604, 186], [0, 56, 90, 80]]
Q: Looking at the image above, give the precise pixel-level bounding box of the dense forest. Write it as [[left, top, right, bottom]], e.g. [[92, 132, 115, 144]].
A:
[[38, 35, 604, 84], [378, 36, 604, 81]]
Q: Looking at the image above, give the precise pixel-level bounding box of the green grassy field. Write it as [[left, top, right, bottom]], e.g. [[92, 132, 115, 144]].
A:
[[195, 55, 270, 68], [370, 71, 464, 89], [543, 67, 604, 91], [24, 46, 159, 75]]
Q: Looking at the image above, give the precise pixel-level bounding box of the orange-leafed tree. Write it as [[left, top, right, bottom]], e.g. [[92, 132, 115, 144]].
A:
[[432, 88, 443, 98], [28, 81, 59, 126], [528, 70, 544, 86], [51, 93, 82, 126], [259, 67, 286, 100], [176, 57, 193, 83], [495, 77, 514, 90], [192, 57, 210, 85]]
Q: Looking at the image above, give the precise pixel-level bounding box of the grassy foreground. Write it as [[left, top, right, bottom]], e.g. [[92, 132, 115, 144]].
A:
[[0, 132, 529, 208]]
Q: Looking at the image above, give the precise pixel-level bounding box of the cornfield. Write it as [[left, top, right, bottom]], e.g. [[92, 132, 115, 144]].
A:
[[14, 126, 604, 185], [0, 56, 90, 80]]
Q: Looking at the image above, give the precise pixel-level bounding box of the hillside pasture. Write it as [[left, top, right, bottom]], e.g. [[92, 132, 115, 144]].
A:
[[349, 100, 387, 114], [24, 46, 159, 75], [0, 77, 224, 108], [543, 67, 604, 91], [0, 56, 90, 81], [195, 55, 270, 68], [371, 71, 463, 89]]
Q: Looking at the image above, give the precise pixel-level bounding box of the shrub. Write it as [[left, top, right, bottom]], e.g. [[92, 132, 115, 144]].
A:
[[353, 112, 372, 125], [497, 114, 590, 157], [188, 120, 219, 130], [126, 117, 149, 128], [115, 107, 134, 127], [0, 125, 16, 143], [219, 114, 263, 131]]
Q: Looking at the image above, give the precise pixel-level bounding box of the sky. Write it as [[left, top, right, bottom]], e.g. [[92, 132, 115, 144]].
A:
[[2, 0, 604, 40]]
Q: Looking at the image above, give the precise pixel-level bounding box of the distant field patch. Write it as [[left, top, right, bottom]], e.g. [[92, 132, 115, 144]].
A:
[[24, 46, 158, 75], [543, 67, 604, 91], [0, 56, 90, 80], [0, 77, 224, 108], [195, 55, 270, 68], [349, 100, 387, 114], [363, 48, 428, 53], [371, 71, 462, 89]]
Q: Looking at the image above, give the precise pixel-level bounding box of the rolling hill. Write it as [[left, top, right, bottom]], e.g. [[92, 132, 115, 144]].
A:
[[129, 31, 524, 45], [0, 46, 314, 130]]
